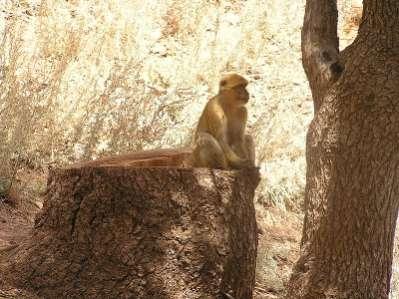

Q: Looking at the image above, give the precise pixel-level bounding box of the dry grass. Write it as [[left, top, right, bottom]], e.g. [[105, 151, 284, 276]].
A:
[[0, 0, 364, 210], [0, 0, 312, 211]]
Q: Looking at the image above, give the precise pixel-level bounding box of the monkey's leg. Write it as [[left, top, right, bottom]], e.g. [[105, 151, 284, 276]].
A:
[[193, 133, 229, 169], [243, 135, 256, 165], [231, 135, 255, 166]]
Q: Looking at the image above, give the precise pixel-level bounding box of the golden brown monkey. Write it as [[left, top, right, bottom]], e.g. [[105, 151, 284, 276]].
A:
[[193, 73, 255, 169]]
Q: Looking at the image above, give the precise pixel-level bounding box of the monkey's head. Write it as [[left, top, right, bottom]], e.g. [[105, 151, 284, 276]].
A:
[[219, 73, 249, 106]]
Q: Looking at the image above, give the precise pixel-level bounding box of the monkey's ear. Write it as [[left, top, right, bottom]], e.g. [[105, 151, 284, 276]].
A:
[[219, 79, 227, 90]]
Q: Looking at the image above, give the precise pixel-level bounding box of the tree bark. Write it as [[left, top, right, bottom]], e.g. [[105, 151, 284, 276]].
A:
[[286, 1, 399, 298], [0, 150, 260, 299]]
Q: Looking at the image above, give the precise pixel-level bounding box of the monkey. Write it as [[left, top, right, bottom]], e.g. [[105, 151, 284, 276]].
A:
[[193, 73, 255, 169]]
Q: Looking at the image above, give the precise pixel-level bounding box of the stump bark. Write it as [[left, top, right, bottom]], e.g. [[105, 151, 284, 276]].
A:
[[0, 150, 260, 299]]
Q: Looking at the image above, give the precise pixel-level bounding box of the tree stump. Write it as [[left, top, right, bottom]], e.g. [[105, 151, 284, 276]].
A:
[[0, 149, 260, 299]]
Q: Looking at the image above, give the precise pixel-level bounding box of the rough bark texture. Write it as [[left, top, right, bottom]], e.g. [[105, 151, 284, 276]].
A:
[[286, 1, 399, 299], [0, 150, 260, 299]]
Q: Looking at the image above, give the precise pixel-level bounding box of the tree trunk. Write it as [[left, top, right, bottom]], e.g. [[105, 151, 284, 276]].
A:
[[286, 1, 399, 298], [0, 150, 260, 299]]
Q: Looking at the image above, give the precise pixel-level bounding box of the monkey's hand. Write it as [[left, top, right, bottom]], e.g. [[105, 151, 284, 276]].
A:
[[229, 156, 253, 169], [240, 158, 254, 169]]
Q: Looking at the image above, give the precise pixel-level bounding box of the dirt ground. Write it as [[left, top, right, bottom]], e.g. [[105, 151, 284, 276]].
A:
[[0, 169, 45, 250], [0, 172, 44, 299], [0, 200, 33, 249]]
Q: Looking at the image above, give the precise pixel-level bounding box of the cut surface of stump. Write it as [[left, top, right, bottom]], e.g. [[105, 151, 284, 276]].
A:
[[0, 149, 260, 299]]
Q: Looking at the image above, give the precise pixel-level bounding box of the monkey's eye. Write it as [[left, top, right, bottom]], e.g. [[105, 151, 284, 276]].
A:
[[233, 84, 247, 91], [220, 80, 227, 87]]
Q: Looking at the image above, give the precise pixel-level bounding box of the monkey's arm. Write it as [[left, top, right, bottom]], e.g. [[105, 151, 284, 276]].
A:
[[231, 108, 252, 160]]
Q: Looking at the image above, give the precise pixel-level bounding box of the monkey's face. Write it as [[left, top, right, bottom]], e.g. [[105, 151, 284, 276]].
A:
[[232, 84, 249, 105], [219, 74, 249, 106], [220, 84, 249, 106]]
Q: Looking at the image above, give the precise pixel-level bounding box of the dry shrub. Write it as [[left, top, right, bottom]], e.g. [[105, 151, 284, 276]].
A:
[[162, 7, 180, 37], [343, 5, 362, 35], [0, 1, 79, 194], [338, 0, 362, 48]]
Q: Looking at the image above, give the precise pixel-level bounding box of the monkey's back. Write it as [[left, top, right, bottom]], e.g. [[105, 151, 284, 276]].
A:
[[194, 96, 221, 140]]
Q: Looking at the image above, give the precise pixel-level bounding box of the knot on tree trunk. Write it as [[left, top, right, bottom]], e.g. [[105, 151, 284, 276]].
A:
[[0, 150, 260, 299]]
